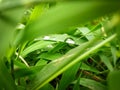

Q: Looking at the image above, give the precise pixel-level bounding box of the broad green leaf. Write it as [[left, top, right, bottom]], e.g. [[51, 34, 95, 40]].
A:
[[73, 78, 107, 90], [0, 18, 15, 56], [0, 7, 25, 56], [27, 34, 116, 90], [107, 70, 120, 90], [99, 53, 113, 71], [14, 3, 49, 46], [23, 1, 120, 41], [58, 63, 80, 90]]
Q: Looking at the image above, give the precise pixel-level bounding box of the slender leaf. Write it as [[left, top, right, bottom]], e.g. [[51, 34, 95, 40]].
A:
[[73, 78, 107, 90], [58, 63, 80, 90], [0, 59, 16, 90], [80, 63, 99, 73], [99, 53, 113, 71], [21, 41, 55, 57], [39, 53, 63, 61], [111, 46, 117, 66], [78, 27, 95, 40], [27, 34, 116, 90]]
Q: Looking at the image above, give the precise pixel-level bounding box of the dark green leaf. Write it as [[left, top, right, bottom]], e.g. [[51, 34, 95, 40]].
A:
[[58, 63, 80, 90], [73, 78, 107, 90], [23, 1, 120, 41], [107, 70, 120, 90]]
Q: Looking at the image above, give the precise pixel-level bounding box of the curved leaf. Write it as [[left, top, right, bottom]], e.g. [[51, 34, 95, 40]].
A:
[[23, 1, 120, 41]]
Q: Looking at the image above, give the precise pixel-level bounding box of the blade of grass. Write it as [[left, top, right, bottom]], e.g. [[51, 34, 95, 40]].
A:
[[21, 41, 55, 57], [99, 53, 114, 72], [27, 34, 116, 90], [40, 83, 54, 90], [0, 59, 16, 90], [78, 27, 95, 40], [73, 78, 107, 90], [23, 1, 120, 41], [80, 63, 99, 73], [58, 63, 80, 90], [111, 46, 117, 66]]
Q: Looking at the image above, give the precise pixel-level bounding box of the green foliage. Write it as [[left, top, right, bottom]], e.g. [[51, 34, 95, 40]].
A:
[[107, 71, 120, 90], [0, 0, 120, 90]]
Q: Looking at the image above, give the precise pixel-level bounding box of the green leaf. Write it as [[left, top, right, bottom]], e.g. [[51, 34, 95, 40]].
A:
[[0, 1, 25, 89], [28, 3, 49, 24], [0, 0, 54, 11], [78, 27, 95, 40], [111, 45, 117, 66], [14, 66, 44, 78], [39, 53, 63, 61], [80, 63, 99, 73], [38, 34, 70, 42], [35, 59, 48, 66], [0, 59, 16, 90], [73, 78, 107, 90], [17, 86, 25, 90], [58, 63, 80, 90], [99, 53, 113, 71], [23, 1, 120, 41], [49, 42, 67, 53], [27, 34, 116, 90], [0, 7, 25, 56], [21, 41, 55, 57], [107, 70, 120, 90], [39, 83, 54, 90]]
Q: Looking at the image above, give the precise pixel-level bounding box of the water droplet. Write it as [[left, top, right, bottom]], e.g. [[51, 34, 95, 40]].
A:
[[43, 36, 50, 40], [47, 45, 53, 48], [17, 24, 25, 29], [66, 39, 75, 44]]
